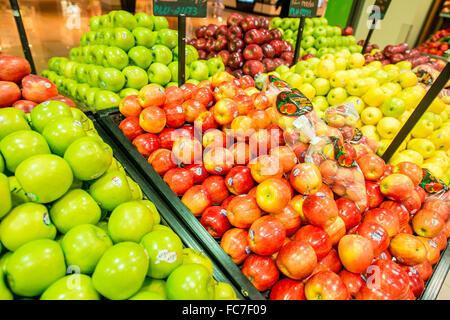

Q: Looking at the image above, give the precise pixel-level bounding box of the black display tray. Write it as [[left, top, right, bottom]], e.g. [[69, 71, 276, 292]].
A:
[[86, 112, 246, 300]]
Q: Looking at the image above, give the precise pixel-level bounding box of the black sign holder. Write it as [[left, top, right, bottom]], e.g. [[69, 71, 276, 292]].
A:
[[293, 17, 305, 64], [289, 0, 318, 64], [382, 62, 450, 163], [9, 0, 36, 74], [178, 15, 186, 85]]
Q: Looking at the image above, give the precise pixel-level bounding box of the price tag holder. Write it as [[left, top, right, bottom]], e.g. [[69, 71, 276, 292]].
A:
[[288, 0, 318, 18], [153, 0, 207, 18]]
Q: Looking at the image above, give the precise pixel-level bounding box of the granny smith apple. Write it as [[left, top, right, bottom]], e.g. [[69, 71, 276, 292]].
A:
[[108, 200, 153, 243], [62, 61, 78, 79], [7, 176, 29, 207], [0, 251, 11, 273], [206, 58, 225, 77], [127, 176, 143, 200], [135, 12, 153, 29], [270, 17, 282, 28], [111, 10, 136, 30], [98, 67, 125, 92], [94, 90, 121, 110], [86, 65, 102, 88], [6, 239, 66, 297], [152, 16, 169, 31], [50, 189, 101, 233], [41, 117, 86, 156], [48, 57, 65, 72], [92, 241, 149, 300], [140, 229, 184, 279], [129, 290, 164, 300], [15, 154, 73, 203], [185, 79, 199, 85], [128, 45, 153, 70], [140, 200, 161, 225], [214, 282, 238, 300], [189, 61, 209, 82], [103, 46, 129, 70], [40, 274, 100, 300], [172, 45, 199, 65], [88, 170, 133, 211], [182, 248, 213, 277], [30, 100, 73, 133], [0, 108, 31, 140], [64, 136, 112, 181], [381, 97, 406, 118], [157, 28, 178, 49], [0, 173, 11, 219], [0, 152, 4, 173], [0, 130, 50, 173], [167, 61, 190, 83], [0, 264, 13, 300], [166, 263, 215, 300], [132, 27, 157, 48], [99, 14, 112, 29], [0, 202, 56, 251], [139, 278, 166, 298], [148, 62, 172, 86], [61, 223, 113, 274], [85, 87, 101, 107], [119, 88, 139, 98], [111, 27, 135, 52], [151, 44, 173, 65], [122, 66, 149, 89], [301, 35, 315, 49], [89, 16, 100, 31]]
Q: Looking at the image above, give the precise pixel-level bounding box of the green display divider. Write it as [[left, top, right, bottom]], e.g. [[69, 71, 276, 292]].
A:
[[94, 108, 266, 300], [324, 0, 354, 27], [86, 112, 246, 300]]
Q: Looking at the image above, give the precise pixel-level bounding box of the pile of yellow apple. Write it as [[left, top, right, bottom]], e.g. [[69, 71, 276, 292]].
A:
[[270, 49, 449, 184]]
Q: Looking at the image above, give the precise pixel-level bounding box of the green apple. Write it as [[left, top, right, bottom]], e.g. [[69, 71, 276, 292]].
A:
[[166, 263, 215, 300], [103, 46, 129, 70], [376, 117, 401, 140], [127, 176, 143, 200], [99, 14, 113, 29], [128, 45, 153, 70], [61, 223, 113, 274], [121, 66, 148, 89], [214, 282, 238, 300], [85, 87, 101, 107], [94, 90, 121, 110], [0, 202, 56, 251], [284, 29, 293, 39], [89, 16, 100, 31], [74, 63, 89, 83], [140, 229, 184, 279], [119, 88, 139, 98], [42, 117, 86, 156], [148, 62, 172, 86], [407, 138, 436, 159], [111, 27, 135, 52], [88, 170, 133, 211], [156, 28, 178, 49], [40, 274, 100, 300], [206, 57, 225, 76], [186, 79, 199, 85], [132, 27, 157, 48], [15, 154, 73, 204], [327, 87, 348, 105], [92, 241, 148, 300], [0, 263, 13, 300], [111, 10, 136, 30], [135, 12, 153, 29], [312, 78, 331, 96], [381, 97, 406, 118], [189, 61, 210, 82], [0, 130, 50, 173], [30, 100, 73, 133], [300, 69, 317, 84], [50, 189, 102, 234], [139, 278, 166, 298], [0, 152, 4, 173], [152, 16, 169, 31], [361, 107, 383, 125], [108, 200, 153, 243], [281, 18, 292, 30], [64, 136, 112, 181], [99, 67, 125, 92], [182, 248, 213, 277], [129, 290, 164, 300], [276, 64, 291, 75], [61, 61, 78, 79], [151, 44, 173, 65], [7, 176, 29, 207], [270, 17, 282, 28], [75, 83, 91, 102], [312, 96, 329, 112], [86, 65, 103, 88], [286, 73, 303, 89], [6, 239, 66, 297], [167, 61, 190, 83], [301, 35, 315, 49], [140, 200, 161, 225], [0, 173, 12, 219], [66, 79, 80, 98]]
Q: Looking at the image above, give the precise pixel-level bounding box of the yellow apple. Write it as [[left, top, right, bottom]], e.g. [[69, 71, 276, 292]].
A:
[[400, 149, 424, 166], [396, 61, 412, 72], [363, 87, 387, 107], [337, 48, 351, 59], [316, 59, 336, 79], [329, 71, 349, 88], [368, 61, 383, 70], [299, 83, 316, 100], [361, 125, 380, 142], [396, 90, 418, 110], [422, 161, 444, 180], [345, 96, 365, 114], [334, 57, 347, 71], [429, 127, 450, 151], [364, 77, 380, 90], [312, 78, 331, 96], [376, 139, 392, 156], [426, 151, 449, 169], [407, 138, 436, 159], [286, 73, 304, 89], [312, 96, 329, 112], [383, 82, 402, 96], [428, 98, 446, 114], [348, 53, 365, 69], [411, 119, 434, 138], [361, 107, 383, 125], [376, 117, 401, 139], [398, 71, 418, 88]]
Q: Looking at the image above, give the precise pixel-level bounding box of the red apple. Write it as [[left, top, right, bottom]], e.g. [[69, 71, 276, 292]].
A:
[[261, 43, 276, 58], [411, 209, 444, 238], [400, 265, 424, 298], [11, 99, 37, 113], [270, 40, 284, 56], [242, 254, 279, 291], [46, 95, 76, 108], [220, 228, 250, 264], [248, 215, 286, 256], [338, 235, 374, 274], [270, 204, 301, 236], [192, 86, 214, 108], [0, 54, 31, 82], [243, 44, 263, 61], [239, 15, 259, 33], [203, 147, 234, 176], [180, 82, 198, 101], [148, 148, 177, 176], [336, 198, 362, 230], [200, 206, 231, 238], [269, 279, 305, 300], [163, 168, 194, 196], [201, 175, 230, 205], [365, 181, 384, 208], [355, 283, 395, 300], [227, 194, 262, 229], [269, 28, 282, 41], [163, 103, 185, 129], [356, 221, 390, 257], [21, 74, 57, 103], [243, 60, 265, 77], [181, 185, 212, 216], [339, 269, 364, 298], [379, 201, 410, 228], [363, 208, 400, 237], [365, 259, 410, 299], [304, 271, 348, 300], [227, 13, 244, 27], [224, 166, 255, 195], [0, 81, 21, 108], [293, 225, 332, 260], [172, 137, 202, 165], [318, 248, 342, 274], [393, 161, 423, 186], [423, 197, 450, 222], [276, 240, 317, 280], [132, 133, 160, 158], [303, 193, 338, 228], [357, 153, 386, 181], [379, 173, 414, 202]]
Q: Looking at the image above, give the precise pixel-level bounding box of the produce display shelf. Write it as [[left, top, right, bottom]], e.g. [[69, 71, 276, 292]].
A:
[[419, 241, 450, 300], [419, 52, 449, 62], [94, 108, 266, 300], [85, 112, 246, 300], [440, 12, 450, 19], [92, 107, 450, 301]]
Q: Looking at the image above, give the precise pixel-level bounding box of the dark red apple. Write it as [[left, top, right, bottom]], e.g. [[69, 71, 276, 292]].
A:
[[262, 58, 276, 73], [227, 13, 244, 27], [270, 40, 284, 56], [243, 44, 263, 61], [215, 25, 228, 39], [228, 52, 245, 69], [244, 29, 263, 45], [194, 38, 207, 50], [217, 50, 231, 66], [243, 60, 265, 77], [269, 28, 282, 41], [195, 25, 207, 38], [205, 24, 219, 38], [228, 38, 245, 53], [239, 15, 259, 32]]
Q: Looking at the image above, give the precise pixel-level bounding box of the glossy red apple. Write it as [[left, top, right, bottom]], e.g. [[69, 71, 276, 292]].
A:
[[11, 99, 37, 113], [132, 133, 160, 158], [365, 181, 384, 208], [163, 167, 194, 196], [302, 193, 338, 228], [220, 227, 250, 264], [356, 221, 390, 257], [21, 74, 58, 103], [0, 54, 31, 82], [227, 194, 262, 229], [224, 165, 255, 195], [275, 240, 317, 281], [201, 175, 230, 205], [200, 206, 231, 238], [339, 269, 364, 298], [336, 198, 362, 230], [269, 279, 306, 300], [293, 225, 332, 260], [304, 271, 348, 300], [248, 215, 286, 256], [148, 149, 177, 176], [0, 81, 21, 108], [242, 254, 279, 291], [181, 185, 212, 216]]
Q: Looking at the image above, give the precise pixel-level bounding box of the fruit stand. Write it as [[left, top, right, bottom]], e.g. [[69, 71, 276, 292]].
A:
[[0, 1, 450, 302]]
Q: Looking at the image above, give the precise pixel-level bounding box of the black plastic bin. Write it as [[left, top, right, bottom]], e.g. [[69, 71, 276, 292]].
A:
[[94, 107, 449, 301], [86, 112, 246, 300]]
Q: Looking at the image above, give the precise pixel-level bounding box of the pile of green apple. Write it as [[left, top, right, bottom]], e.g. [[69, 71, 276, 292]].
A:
[[0, 102, 237, 300], [270, 17, 361, 58], [40, 10, 222, 111], [266, 48, 450, 184]]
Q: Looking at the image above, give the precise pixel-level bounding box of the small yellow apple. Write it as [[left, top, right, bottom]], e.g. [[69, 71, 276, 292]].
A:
[[407, 138, 436, 159], [398, 71, 418, 88], [376, 139, 392, 156], [399, 149, 424, 166], [429, 127, 450, 151], [428, 98, 446, 114], [299, 83, 316, 100], [376, 117, 401, 139], [361, 107, 383, 125], [345, 96, 365, 114], [361, 125, 380, 142], [410, 119, 434, 138]]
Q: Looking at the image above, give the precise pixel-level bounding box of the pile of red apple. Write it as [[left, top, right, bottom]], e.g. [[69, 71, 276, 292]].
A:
[[188, 13, 294, 78], [117, 71, 450, 300], [359, 41, 431, 68], [0, 54, 75, 112], [418, 29, 450, 57]]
